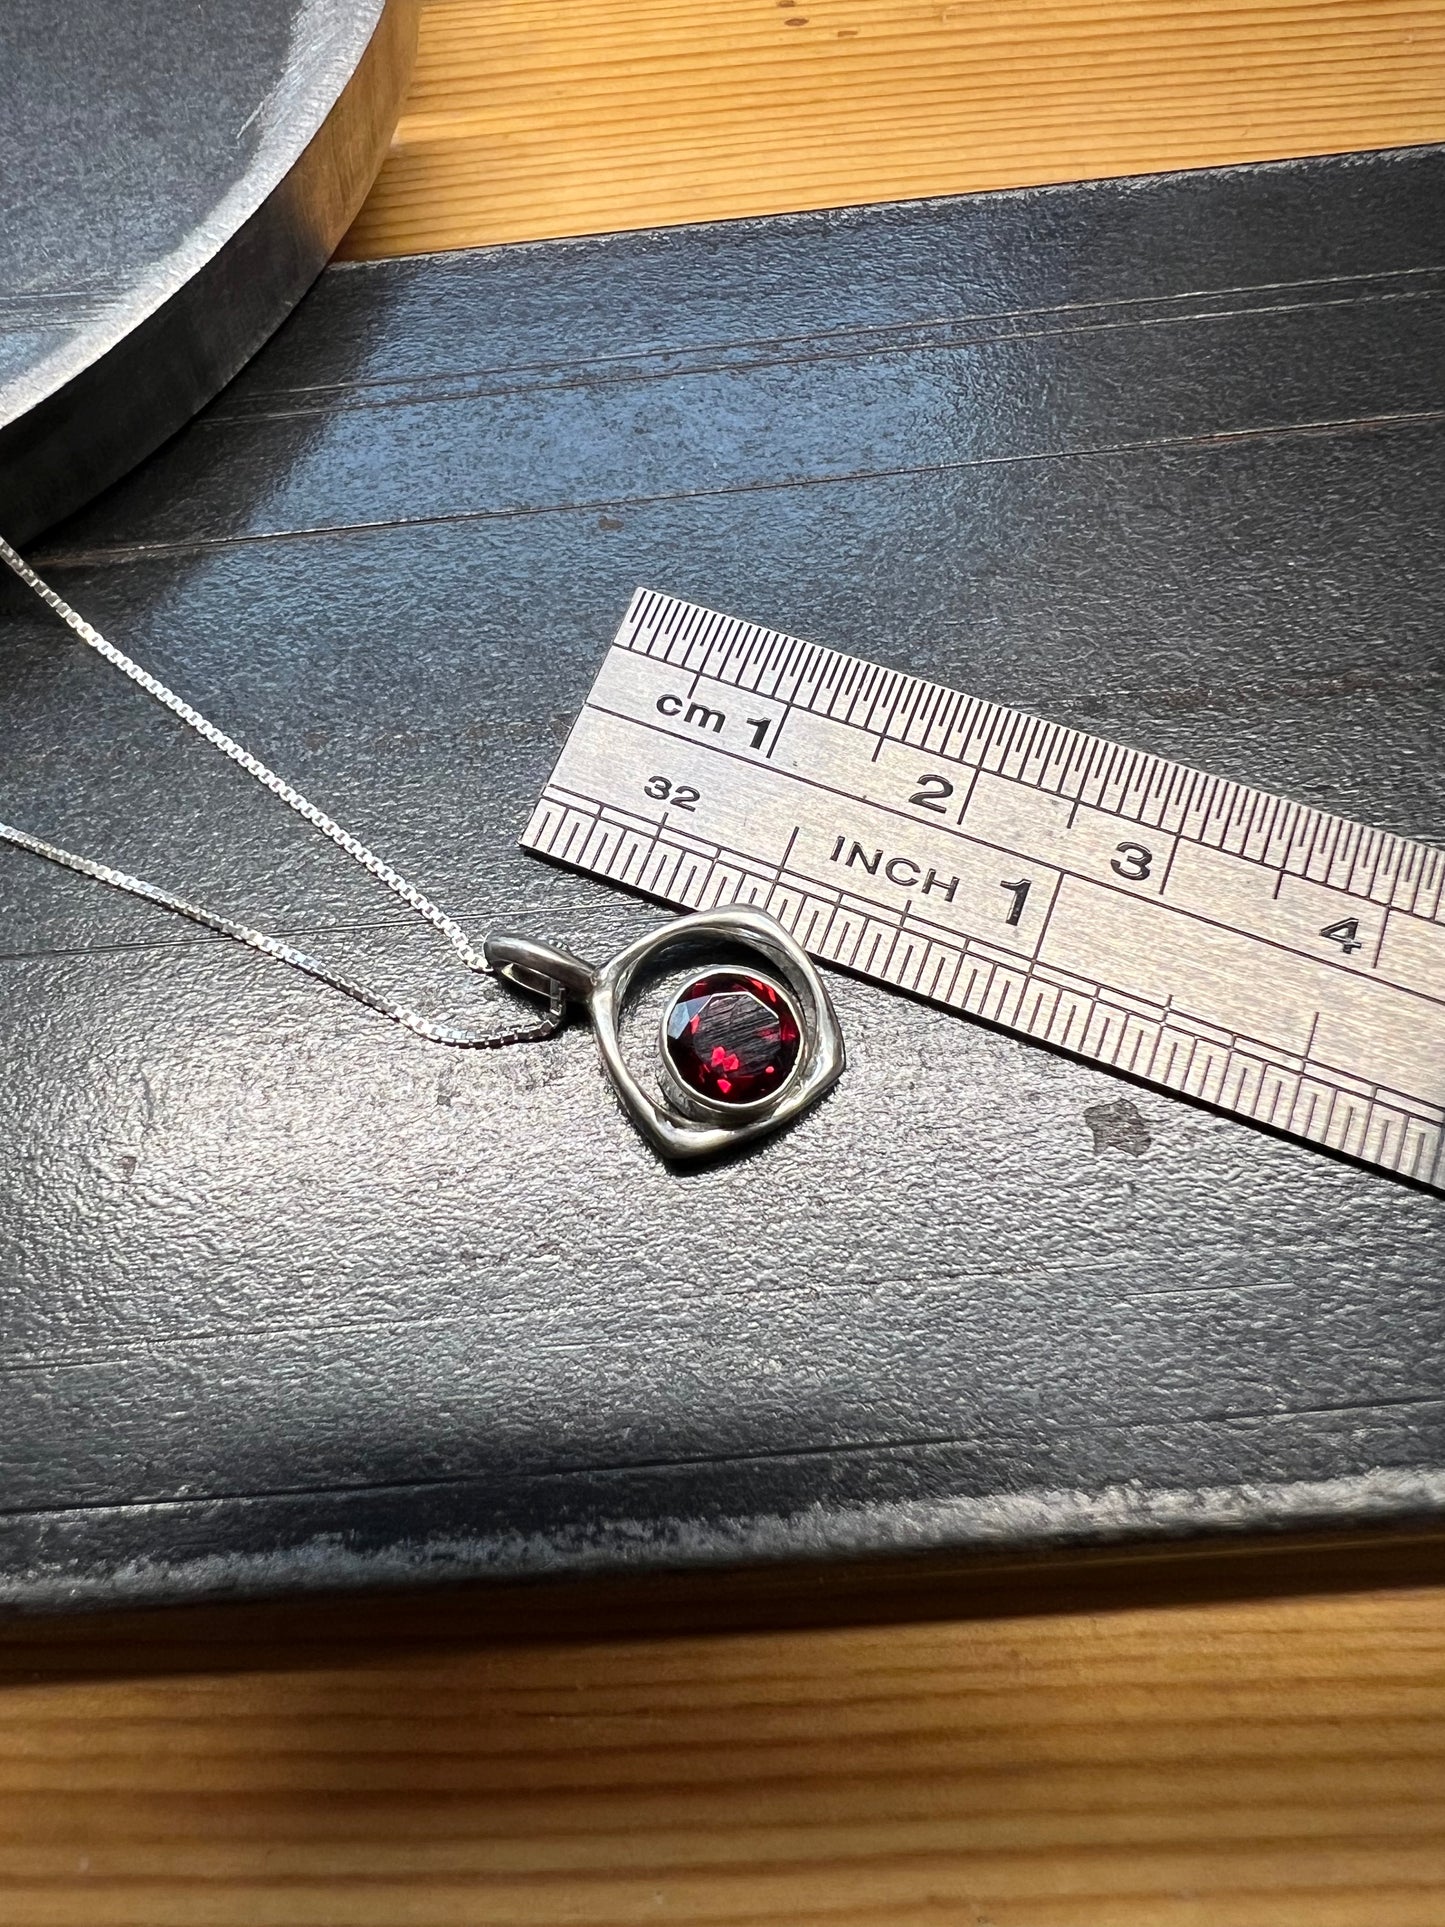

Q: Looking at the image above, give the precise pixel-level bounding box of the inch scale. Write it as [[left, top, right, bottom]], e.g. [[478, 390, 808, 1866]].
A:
[[525, 590, 1445, 1188]]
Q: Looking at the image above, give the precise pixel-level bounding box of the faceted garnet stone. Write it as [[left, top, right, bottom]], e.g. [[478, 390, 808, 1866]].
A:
[[664, 972, 802, 1105]]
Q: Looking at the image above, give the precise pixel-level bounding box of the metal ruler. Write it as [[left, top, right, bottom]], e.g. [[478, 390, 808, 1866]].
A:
[[525, 590, 1445, 1188]]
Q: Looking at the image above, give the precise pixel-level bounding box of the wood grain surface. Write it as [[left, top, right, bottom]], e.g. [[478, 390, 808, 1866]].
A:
[[7, 7, 1445, 1925], [4, 1541, 1445, 1927], [342, 0, 1445, 256]]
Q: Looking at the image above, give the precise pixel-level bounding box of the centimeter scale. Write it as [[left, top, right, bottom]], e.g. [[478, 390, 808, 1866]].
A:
[[527, 591, 1445, 1189]]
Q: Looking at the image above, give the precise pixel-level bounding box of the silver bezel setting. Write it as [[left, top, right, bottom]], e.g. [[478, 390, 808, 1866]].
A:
[[657, 964, 805, 1122], [593, 908, 844, 1158]]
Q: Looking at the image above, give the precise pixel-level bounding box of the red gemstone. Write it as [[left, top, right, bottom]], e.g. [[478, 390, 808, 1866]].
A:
[[664, 972, 802, 1105]]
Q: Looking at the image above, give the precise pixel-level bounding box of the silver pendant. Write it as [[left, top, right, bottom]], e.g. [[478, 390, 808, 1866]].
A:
[[484, 907, 845, 1159]]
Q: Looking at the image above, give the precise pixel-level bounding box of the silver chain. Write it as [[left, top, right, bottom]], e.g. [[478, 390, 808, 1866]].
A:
[[0, 535, 565, 1048]]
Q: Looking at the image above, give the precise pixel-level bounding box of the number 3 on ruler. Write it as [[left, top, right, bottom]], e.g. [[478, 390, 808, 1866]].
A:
[[1110, 841, 1153, 881]]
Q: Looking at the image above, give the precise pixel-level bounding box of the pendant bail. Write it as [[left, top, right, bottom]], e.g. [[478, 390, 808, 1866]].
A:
[[483, 929, 597, 1004]]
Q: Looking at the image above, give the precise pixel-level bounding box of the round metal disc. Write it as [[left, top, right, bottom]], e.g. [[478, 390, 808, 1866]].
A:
[[0, 0, 415, 542]]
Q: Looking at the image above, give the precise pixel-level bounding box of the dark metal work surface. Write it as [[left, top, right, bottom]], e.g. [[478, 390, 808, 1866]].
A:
[[0, 0, 415, 544], [2, 150, 1444, 1613]]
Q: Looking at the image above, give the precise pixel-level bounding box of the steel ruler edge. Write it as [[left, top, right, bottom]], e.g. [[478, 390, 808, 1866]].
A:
[[523, 588, 1445, 1189]]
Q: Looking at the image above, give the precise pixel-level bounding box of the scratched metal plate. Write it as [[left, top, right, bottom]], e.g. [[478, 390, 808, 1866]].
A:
[[1, 149, 1443, 1613], [0, 0, 414, 543]]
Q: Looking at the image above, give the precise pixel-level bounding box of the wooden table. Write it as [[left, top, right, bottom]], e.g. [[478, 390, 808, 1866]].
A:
[[344, 0, 1445, 255], [6, 6, 1445, 1923]]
